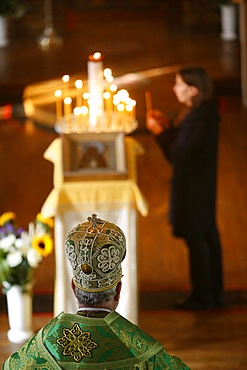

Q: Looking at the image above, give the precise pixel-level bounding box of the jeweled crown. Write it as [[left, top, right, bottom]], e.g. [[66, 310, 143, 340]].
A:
[[65, 214, 126, 292]]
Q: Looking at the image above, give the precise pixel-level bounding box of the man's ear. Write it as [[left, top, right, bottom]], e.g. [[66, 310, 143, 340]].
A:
[[115, 281, 122, 302]]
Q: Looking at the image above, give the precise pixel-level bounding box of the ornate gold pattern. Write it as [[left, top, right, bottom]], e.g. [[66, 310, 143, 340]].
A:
[[57, 323, 98, 362], [8, 334, 55, 369]]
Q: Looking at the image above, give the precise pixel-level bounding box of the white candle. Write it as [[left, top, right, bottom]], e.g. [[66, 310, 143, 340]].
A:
[[87, 52, 104, 127], [54, 89, 62, 120], [145, 91, 152, 112], [110, 84, 117, 93], [64, 97, 72, 125], [75, 79, 83, 108], [62, 75, 70, 97], [117, 103, 125, 130], [81, 106, 88, 130], [131, 99, 136, 120], [103, 91, 112, 116], [104, 68, 112, 80]]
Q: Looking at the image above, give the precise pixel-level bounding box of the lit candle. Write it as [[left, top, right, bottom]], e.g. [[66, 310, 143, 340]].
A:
[[117, 103, 125, 112], [103, 91, 112, 117], [126, 103, 133, 116], [64, 97, 72, 125], [62, 74, 70, 83], [117, 89, 129, 102], [108, 84, 118, 124], [104, 68, 112, 81], [54, 89, 62, 120], [145, 91, 152, 112], [83, 91, 90, 104], [104, 68, 114, 93], [87, 52, 104, 127], [103, 68, 114, 124], [62, 75, 70, 97], [117, 103, 125, 130], [113, 95, 120, 114], [81, 106, 88, 115], [126, 102, 136, 131], [75, 79, 83, 108], [81, 106, 88, 130], [73, 106, 82, 129], [110, 84, 118, 93], [130, 99, 136, 120]]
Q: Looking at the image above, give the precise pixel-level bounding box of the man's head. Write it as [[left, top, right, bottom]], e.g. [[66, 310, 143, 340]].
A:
[[65, 214, 126, 295]]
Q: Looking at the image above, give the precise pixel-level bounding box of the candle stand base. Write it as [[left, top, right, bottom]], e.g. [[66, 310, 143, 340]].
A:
[[7, 328, 34, 344], [38, 27, 63, 51]]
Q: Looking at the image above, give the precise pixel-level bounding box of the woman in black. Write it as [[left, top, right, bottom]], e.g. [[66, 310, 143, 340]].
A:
[[146, 67, 223, 309]]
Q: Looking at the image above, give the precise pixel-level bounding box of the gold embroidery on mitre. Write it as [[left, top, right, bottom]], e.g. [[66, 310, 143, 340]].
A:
[[57, 323, 98, 362]]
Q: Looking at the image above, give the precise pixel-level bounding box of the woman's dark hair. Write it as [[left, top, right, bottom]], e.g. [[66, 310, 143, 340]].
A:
[[178, 67, 213, 107]]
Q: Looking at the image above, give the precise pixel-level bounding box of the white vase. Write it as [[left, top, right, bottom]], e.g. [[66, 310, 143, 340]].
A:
[[5, 284, 34, 343], [220, 5, 238, 41], [0, 15, 9, 47]]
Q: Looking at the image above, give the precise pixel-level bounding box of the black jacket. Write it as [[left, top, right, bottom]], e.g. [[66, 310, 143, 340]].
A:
[[156, 101, 220, 237]]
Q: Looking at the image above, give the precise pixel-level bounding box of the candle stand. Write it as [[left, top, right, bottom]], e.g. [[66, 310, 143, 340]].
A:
[[22, 53, 146, 324], [38, 0, 63, 50]]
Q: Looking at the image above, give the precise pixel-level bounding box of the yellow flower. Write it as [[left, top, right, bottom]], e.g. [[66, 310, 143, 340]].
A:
[[0, 212, 16, 227], [36, 213, 54, 229], [32, 234, 53, 257]]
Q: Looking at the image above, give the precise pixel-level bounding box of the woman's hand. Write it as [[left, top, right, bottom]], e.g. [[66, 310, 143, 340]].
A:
[[146, 109, 169, 135]]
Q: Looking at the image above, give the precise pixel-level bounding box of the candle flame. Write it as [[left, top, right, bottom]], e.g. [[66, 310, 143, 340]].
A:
[[75, 80, 83, 89], [81, 106, 88, 115], [107, 75, 114, 83], [117, 89, 129, 101], [117, 103, 124, 112], [83, 92, 90, 100], [54, 89, 62, 98], [104, 68, 112, 78], [62, 75, 70, 83], [113, 96, 120, 105], [73, 107, 81, 115], [64, 97, 72, 105], [110, 84, 117, 92], [93, 52, 101, 60], [103, 91, 111, 99]]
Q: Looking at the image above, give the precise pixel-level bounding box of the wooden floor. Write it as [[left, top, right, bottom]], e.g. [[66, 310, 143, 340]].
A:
[[0, 2, 247, 368]]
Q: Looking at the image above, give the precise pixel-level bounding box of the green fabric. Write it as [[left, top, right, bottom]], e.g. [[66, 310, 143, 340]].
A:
[[2, 311, 190, 369]]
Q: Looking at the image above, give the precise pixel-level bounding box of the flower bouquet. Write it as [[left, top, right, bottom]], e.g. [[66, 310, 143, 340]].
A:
[[0, 212, 53, 293], [0, 0, 25, 18]]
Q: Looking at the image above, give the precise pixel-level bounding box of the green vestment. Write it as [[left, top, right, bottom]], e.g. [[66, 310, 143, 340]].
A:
[[3, 311, 190, 369]]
